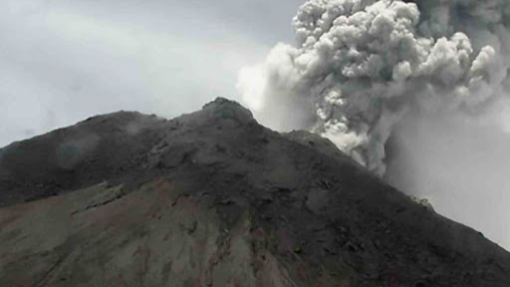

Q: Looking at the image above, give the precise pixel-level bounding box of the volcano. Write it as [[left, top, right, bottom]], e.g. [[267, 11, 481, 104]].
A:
[[0, 98, 509, 287]]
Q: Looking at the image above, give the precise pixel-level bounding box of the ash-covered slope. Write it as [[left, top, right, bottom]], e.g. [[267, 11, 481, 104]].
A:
[[0, 98, 509, 287]]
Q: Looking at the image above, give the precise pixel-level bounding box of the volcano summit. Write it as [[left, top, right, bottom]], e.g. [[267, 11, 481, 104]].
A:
[[0, 98, 509, 287]]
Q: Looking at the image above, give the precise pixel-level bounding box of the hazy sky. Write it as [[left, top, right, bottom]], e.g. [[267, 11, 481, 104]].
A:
[[2, 0, 510, 251], [0, 0, 302, 147]]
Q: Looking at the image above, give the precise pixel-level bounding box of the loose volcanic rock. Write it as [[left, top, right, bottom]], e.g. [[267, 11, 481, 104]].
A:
[[0, 98, 509, 287]]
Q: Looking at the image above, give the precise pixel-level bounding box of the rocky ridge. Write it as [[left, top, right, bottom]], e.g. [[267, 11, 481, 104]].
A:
[[0, 98, 509, 287]]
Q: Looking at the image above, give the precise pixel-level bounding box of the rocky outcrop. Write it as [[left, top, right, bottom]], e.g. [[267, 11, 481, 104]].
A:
[[0, 98, 509, 287]]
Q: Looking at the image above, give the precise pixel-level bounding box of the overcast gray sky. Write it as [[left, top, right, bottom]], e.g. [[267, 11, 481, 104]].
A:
[[2, 0, 510, 251], [0, 0, 302, 147]]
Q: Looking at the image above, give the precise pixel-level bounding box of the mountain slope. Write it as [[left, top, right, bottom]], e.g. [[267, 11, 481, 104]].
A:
[[0, 98, 509, 287]]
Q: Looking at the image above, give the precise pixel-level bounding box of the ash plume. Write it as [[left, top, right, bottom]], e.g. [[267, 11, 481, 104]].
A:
[[238, 0, 510, 248], [238, 0, 508, 175]]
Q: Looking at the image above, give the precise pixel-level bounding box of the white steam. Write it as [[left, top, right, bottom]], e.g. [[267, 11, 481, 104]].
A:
[[238, 0, 510, 248]]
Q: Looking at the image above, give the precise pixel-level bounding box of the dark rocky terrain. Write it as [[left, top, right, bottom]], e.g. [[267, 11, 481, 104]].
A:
[[0, 98, 509, 287]]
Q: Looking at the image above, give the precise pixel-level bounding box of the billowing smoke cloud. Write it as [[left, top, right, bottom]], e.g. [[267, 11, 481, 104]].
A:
[[239, 0, 509, 175], [238, 0, 510, 247]]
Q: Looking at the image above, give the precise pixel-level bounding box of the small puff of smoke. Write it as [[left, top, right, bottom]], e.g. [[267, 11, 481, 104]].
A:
[[238, 0, 505, 175]]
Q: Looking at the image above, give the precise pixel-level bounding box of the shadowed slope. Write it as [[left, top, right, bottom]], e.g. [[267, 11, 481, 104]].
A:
[[0, 98, 509, 287]]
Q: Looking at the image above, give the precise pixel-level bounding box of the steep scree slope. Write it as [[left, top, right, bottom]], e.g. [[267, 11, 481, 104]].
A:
[[0, 98, 509, 287]]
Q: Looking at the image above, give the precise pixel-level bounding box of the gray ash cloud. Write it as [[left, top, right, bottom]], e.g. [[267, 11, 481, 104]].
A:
[[239, 0, 510, 248]]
